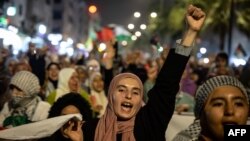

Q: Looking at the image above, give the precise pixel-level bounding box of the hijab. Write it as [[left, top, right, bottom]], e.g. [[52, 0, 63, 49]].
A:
[[55, 68, 75, 101], [89, 72, 107, 117], [94, 73, 143, 141]]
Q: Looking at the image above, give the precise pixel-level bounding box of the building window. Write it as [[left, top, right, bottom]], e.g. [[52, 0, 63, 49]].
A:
[[53, 10, 62, 20], [19, 5, 22, 15]]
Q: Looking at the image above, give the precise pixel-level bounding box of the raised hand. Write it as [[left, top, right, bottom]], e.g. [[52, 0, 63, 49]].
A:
[[62, 118, 84, 141], [102, 40, 116, 69], [181, 4, 206, 47], [186, 4, 206, 32]]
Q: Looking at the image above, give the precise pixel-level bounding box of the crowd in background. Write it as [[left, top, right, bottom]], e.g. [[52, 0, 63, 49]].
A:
[[1, 39, 250, 139], [0, 4, 250, 140]]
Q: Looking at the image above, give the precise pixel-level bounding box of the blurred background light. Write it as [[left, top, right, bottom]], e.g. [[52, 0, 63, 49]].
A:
[[128, 23, 134, 30], [134, 12, 141, 18], [7, 6, 16, 16], [135, 31, 141, 37], [140, 24, 146, 30], [98, 42, 106, 52], [200, 47, 207, 54], [88, 5, 97, 14], [38, 24, 47, 34], [150, 12, 157, 18]]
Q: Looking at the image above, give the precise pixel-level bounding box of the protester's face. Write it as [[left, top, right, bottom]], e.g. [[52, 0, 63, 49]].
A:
[[216, 57, 227, 67], [48, 64, 60, 81], [29, 43, 36, 54], [15, 63, 30, 74], [10, 85, 26, 105], [60, 105, 81, 138], [87, 65, 99, 76], [77, 68, 88, 83], [68, 72, 80, 92], [200, 85, 249, 140], [61, 105, 80, 115], [92, 75, 104, 92], [11, 86, 25, 97], [112, 78, 142, 120]]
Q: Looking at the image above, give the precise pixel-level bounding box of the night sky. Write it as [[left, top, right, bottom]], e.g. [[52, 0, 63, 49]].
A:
[[85, 0, 170, 29], [87, 0, 249, 57]]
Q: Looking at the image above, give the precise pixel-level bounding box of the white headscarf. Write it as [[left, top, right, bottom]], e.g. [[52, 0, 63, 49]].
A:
[[55, 68, 75, 101], [89, 72, 108, 117]]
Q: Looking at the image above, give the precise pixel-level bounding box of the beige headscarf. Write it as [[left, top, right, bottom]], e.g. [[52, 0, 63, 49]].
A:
[[94, 73, 144, 141]]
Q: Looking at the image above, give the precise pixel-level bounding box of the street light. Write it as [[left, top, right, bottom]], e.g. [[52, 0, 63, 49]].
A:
[[135, 31, 141, 37], [150, 12, 157, 18], [134, 12, 141, 18], [140, 24, 146, 30], [88, 5, 97, 14], [128, 23, 134, 30]]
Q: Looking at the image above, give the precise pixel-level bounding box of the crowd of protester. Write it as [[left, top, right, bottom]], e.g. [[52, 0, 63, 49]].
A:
[[0, 4, 249, 141]]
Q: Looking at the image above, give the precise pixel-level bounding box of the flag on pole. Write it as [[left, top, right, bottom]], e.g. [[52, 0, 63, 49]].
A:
[[108, 24, 132, 42]]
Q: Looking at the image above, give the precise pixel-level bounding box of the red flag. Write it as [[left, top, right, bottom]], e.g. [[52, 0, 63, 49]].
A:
[[96, 27, 114, 42]]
